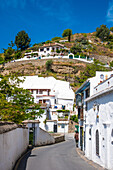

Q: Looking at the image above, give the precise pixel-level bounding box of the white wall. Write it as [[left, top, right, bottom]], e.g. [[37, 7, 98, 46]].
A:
[[46, 121, 55, 132], [35, 127, 55, 146], [85, 90, 113, 169], [0, 127, 29, 170], [58, 121, 69, 133]]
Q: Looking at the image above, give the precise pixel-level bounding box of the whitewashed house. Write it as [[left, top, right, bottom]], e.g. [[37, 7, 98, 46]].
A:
[[24, 43, 65, 58], [76, 71, 113, 151], [20, 76, 75, 133], [24, 50, 38, 58], [38, 43, 64, 56], [76, 71, 113, 169], [85, 74, 113, 170]]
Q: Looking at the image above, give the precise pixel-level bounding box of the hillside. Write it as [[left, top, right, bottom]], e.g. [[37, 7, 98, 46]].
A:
[[0, 58, 111, 92], [28, 32, 113, 64]]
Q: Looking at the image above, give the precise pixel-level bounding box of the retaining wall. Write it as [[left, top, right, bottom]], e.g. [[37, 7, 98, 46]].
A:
[[35, 127, 55, 146], [0, 122, 29, 170]]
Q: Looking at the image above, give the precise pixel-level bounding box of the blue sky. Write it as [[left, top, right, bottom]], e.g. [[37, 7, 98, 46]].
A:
[[0, 0, 113, 52]]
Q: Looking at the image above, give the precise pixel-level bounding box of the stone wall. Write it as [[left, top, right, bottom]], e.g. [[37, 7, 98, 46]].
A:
[[0, 122, 29, 170]]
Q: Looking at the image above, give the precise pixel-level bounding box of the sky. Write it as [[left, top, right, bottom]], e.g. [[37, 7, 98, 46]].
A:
[[0, 0, 113, 52]]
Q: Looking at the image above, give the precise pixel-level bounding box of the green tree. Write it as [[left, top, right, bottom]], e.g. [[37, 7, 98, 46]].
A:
[[62, 29, 72, 42], [110, 27, 113, 32], [14, 51, 21, 59], [96, 25, 110, 41], [0, 55, 4, 64], [3, 47, 15, 61], [15, 30, 31, 51], [46, 60, 53, 71], [0, 74, 44, 123]]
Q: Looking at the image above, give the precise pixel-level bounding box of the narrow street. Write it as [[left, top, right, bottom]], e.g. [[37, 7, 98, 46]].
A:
[[16, 134, 97, 170]]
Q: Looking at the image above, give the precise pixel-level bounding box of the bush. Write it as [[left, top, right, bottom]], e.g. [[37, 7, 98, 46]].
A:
[[46, 60, 53, 71], [70, 115, 78, 123], [110, 61, 113, 67], [0, 56, 4, 64], [14, 51, 21, 59], [51, 37, 61, 41]]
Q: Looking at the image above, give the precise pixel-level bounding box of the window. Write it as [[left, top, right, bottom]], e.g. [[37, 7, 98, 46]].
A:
[[43, 100, 46, 103], [54, 99, 56, 104], [61, 124, 65, 128], [36, 90, 38, 94], [96, 130, 99, 156], [86, 88, 90, 98], [47, 48, 49, 51], [31, 90, 33, 94], [40, 48, 43, 51], [39, 90, 43, 94], [39, 100, 42, 103], [52, 48, 54, 51]]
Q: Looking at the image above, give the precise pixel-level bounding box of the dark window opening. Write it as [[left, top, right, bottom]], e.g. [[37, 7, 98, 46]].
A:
[[96, 130, 99, 156], [86, 88, 90, 98]]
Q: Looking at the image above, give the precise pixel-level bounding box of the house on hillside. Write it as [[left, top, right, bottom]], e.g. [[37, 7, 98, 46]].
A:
[[20, 76, 75, 133], [24, 50, 38, 58], [38, 43, 65, 56], [75, 71, 113, 151], [24, 43, 66, 58]]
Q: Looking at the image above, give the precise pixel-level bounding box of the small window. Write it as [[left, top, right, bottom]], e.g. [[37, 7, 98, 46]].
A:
[[40, 49, 43, 51], [47, 48, 49, 51], [86, 88, 90, 98], [39, 90, 43, 94], [61, 124, 65, 128], [96, 130, 99, 156], [36, 90, 38, 94], [31, 90, 33, 94], [55, 99, 56, 104], [89, 128, 91, 135]]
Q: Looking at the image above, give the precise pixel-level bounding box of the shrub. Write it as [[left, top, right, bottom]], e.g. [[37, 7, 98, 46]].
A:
[[51, 37, 61, 41], [70, 115, 78, 123], [46, 60, 53, 71]]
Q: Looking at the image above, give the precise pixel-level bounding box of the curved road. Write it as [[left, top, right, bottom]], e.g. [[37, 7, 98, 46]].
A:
[[17, 134, 97, 170]]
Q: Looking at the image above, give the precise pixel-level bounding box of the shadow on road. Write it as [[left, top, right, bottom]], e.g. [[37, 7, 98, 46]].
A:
[[14, 149, 33, 170]]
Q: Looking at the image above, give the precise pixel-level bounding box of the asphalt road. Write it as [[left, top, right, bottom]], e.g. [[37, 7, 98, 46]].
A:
[[16, 134, 97, 170]]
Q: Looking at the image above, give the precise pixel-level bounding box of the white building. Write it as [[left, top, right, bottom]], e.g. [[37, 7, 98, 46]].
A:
[[76, 71, 113, 169], [20, 76, 75, 133], [85, 74, 113, 170], [38, 43, 64, 56], [24, 43, 65, 58], [76, 71, 113, 151]]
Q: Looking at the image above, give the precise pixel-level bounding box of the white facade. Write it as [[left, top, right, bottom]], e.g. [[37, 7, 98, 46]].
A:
[[84, 74, 113, 169], [76, 71, 113, 151], [20, 76, 75, 133], [24, 43, 65, 58], [38, 43, 64, 56], [0, 125, 29, 170]]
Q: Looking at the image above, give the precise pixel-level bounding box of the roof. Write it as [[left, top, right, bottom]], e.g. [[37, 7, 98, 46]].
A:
[[19, 76, 75, 100], [39, 43, 64, 48], [75, 79, 90, 94]]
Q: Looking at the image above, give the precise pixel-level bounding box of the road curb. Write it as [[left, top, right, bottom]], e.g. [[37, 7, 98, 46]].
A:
[[76, 148, 107, 170]]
